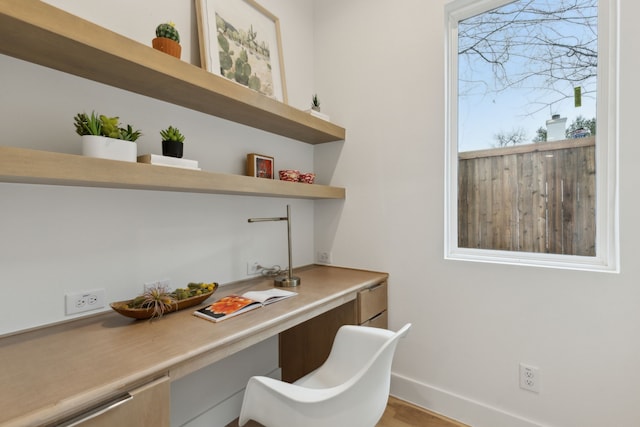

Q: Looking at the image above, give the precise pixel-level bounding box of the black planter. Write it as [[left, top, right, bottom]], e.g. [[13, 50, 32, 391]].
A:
[[162, 140, 183, 158]]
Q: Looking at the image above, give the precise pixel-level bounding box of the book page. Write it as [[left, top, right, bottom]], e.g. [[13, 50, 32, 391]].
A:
[[242, 288, 297, 305]]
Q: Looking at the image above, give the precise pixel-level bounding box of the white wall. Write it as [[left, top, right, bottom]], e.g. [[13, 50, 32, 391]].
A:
[[3, 2, 316, 424], [5, 1, 640, 426], [0, 0, 317, 335], [314, 1, 640, 426]]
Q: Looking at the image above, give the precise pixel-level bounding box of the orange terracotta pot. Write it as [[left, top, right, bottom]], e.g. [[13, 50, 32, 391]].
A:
[[152, 37, 181, 59]]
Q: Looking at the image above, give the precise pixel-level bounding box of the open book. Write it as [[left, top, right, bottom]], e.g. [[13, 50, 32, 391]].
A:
[[193, 288, 297, 323]]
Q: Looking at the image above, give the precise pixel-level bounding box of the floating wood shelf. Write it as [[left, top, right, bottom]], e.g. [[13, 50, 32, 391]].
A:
[[0, 0, 346, 144], [0, 147, 346, 199]]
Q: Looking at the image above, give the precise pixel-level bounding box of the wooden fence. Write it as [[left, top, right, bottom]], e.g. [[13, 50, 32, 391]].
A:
[[458, 137, 595, 256]]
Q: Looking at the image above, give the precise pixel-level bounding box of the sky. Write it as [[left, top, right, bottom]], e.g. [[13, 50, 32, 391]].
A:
[[458, 85, 596, 152], [456, 0, 598, 152]]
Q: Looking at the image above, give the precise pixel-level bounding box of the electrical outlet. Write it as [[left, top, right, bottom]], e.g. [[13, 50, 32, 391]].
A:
[[317, 251, 332, 264], [247, 260, 261, 275], [519, 363, 540, 393], [65, 288, 106, 315]]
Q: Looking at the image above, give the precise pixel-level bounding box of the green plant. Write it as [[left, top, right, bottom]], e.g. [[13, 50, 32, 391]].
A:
[[131, 284, 177, 319], [73, 111, 142, 142], [311, 94, 320, 110], [120, 124, 142, 142], [99, 115, 120, 139], [73, 112, 102, 136], [156, 22, 180, 43], [160, 126, 185, 143], [126, 282, 216, 319]]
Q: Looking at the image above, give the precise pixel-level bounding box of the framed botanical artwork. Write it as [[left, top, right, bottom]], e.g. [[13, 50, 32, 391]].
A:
[[246, 153, 274, 179], [196, 0, 288, 103]]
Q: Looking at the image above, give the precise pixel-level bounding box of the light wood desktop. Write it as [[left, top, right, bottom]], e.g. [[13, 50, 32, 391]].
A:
[[0, 265, 388, 426]]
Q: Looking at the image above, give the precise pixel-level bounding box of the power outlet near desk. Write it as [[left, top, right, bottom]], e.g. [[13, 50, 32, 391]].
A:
[[317, 251, 332, 264], [65, 288, 106, 315], [247, 260, 262, 276]]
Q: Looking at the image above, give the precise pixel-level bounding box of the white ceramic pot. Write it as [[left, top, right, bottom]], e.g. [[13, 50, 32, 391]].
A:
[[81, 135, 137, 162]]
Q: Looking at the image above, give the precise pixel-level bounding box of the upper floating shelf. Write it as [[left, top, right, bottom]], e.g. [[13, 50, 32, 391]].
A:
[[0, 0, 346, 144]]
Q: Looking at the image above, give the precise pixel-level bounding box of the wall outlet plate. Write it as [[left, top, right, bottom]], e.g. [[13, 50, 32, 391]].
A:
[[247, 261, 261, 275], [65, 288, 106, 315], [317, 251, 332, 264], [519, 363, 540, 393]]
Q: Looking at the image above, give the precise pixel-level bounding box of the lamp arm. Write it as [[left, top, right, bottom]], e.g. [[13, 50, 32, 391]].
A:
[[247, 205, 300, 287]]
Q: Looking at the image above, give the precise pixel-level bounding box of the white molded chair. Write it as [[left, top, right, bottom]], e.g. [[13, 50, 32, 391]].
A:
[[238, 323, 411, 427]]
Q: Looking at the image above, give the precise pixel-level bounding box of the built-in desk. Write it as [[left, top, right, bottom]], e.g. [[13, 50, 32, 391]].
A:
[[0, 265, 388, 426]]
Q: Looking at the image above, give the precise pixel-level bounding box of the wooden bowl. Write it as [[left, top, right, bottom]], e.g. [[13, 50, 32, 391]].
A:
[[110, 285, 217, 320]]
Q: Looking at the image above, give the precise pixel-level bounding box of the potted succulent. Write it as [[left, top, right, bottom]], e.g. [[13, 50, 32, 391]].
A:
[[152, 22, 181, 59], [74, 111, 142, 162], [306, 94, 330, 121], [160, 126, 185, 158], [311, 94, 321, 112]]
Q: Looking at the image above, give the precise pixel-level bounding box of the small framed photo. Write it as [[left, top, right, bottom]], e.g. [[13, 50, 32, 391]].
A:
[[196, 0, 288, 103], [247, 153, 274, 179]]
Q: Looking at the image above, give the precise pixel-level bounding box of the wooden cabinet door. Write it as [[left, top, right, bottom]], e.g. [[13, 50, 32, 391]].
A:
[[279, 301, 356, 383]]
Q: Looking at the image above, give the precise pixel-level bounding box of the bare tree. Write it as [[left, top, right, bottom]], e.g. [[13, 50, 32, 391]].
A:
[[458, 0, 597, 116], [494, 128, 528, 147]]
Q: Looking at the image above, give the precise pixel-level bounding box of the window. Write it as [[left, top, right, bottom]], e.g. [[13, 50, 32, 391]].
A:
[[445, 0, 618, 271]]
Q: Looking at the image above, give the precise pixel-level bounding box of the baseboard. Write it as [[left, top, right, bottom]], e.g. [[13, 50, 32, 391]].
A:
[[390, 372, 547, 427], [171, 337, 280, 427], [182, 367, 282, 427]]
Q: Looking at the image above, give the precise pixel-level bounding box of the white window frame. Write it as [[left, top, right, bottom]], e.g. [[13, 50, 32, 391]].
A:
[[444, 0, 620, 272]]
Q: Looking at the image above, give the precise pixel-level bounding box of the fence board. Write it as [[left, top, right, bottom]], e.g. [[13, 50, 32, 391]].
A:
[[458, 138, 595, 256]]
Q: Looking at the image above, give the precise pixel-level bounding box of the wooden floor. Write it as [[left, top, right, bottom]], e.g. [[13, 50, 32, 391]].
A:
[[226, 396, 469, 427], [377, 397, 468, 427]]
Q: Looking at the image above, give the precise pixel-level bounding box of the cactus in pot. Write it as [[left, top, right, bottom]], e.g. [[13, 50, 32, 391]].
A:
[[156, 22, 180, 43], [152, 22, 182, 59]]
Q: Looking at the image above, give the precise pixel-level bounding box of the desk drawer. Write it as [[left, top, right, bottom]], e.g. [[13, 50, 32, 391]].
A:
[[357, 281, 387, 324], [360, 310, 388, 329]]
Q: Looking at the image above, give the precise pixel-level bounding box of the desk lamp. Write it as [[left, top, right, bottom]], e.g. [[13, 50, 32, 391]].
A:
[[248, 205, 300, 287]]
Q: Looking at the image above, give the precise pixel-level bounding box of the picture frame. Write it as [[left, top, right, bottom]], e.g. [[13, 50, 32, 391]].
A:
[[196, 0, 288, 103], [247, 153, 274, 179]]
